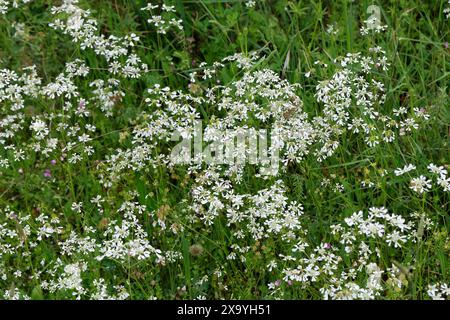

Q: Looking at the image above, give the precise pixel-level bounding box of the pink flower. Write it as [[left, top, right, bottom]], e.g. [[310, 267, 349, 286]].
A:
[[43, 169, 52, 178]]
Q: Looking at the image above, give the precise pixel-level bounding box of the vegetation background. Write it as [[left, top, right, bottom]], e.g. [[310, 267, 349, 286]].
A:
[[0, 0, 448, 299]]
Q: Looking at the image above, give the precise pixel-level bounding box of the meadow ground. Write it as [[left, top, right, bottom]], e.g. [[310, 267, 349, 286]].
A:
[[0, 0, 449, 300]]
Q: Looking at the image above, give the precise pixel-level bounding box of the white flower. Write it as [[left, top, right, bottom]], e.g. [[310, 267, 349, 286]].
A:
[[437, 176, 450, 192], [427, 163, 447, 177], [71, 202, 83, 213], [30, 119, 49, 140], [386, 231, 407, 248], [409, 175, 432, 194], [427, 283, 450, 300], [394, 164, 416, 176]]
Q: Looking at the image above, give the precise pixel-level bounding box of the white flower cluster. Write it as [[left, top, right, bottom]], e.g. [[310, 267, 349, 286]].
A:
[[270, 207, 419, 299], [50, 0, 148, 78], [189, 176, 304, 244], [394, 162, 449, 194], [427, 283, 450, 300], [97, 201, 163, 262], [360, 17, 388, 35], [141, 3, 183, 34], [343, 207, 412, 248], [315, 48, 428, 155], [0, 60, 121, 166], [106, 45, 428, 190], [0, 197, 175, 299], [105, 54, 318, 184], [0, 0, 32, 14]]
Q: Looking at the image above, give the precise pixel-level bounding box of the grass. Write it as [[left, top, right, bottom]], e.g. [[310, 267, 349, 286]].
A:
[[0, 0, 448, 300]]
